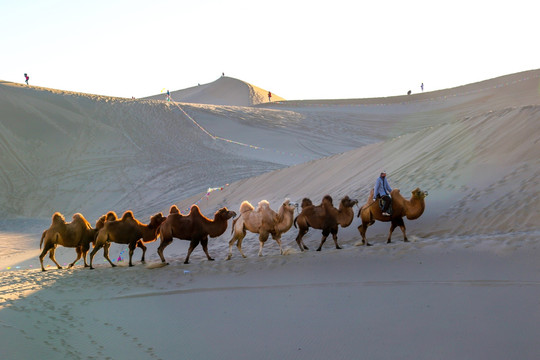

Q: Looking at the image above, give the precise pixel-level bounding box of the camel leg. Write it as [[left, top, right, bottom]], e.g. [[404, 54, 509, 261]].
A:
[[128, 242, 137, 267], [258, 233, 269, 257], [49, 246, 63, 269], [316, 230, 330, 251], [69, 247, 83, 268], [227, 234, 240, 260], [331, 230, 342, 250], [102, 242, 117, 267], [396, 218, 408, 242], [236, 236, 247, 258], [184, 239, 200, 264], [273, 235, 283, 255], [89, 242, 105, 269], [387, 219, 406, 244], [201, 237, 214, 261], [137, 240, 147, 263], [39, 242, 54, 271], [295, 229, 309, 251], [81, 244, 90, 267], [357, 222, 372, 246], [157, 237, 173, 264]]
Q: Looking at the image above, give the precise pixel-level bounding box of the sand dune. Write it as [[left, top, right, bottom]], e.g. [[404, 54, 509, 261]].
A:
[[143, 76, 285, 106], [0, 70, 539, 360]]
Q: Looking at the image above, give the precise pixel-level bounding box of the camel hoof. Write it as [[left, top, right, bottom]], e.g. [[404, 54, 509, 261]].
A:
[[41, 269, 46, 272], [367, 243, 372, 247], [184, 261, 189, 264], [316, 248, 322, 252], [404, 239, 409, 242], [336, 246, 342, 250], [112, 264, 117, 267], [89, 267, 95, 270], [386, 240, 392, 244], [209, 258, 215, 261]]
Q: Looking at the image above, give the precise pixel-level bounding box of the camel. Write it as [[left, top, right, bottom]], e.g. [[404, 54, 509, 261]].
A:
[[39, 211, 117, 271], [294, 195, 358, 251], [357, 187, 428, 246], [227, 199, 298, 260], [157, 205, 236, 264], [89, 211, 166, 269]]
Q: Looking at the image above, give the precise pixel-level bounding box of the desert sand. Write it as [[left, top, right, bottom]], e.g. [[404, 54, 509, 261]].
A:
[[0, 70, 539, 360]]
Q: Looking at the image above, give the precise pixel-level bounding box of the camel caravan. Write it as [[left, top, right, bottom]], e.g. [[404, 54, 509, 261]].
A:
[[38, 187, 428, 271]]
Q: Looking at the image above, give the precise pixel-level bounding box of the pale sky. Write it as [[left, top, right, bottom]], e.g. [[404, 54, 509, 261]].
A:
[[1, 0, 538, 100]]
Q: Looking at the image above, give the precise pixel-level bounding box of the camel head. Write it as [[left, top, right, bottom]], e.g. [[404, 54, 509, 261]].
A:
[[282, 198, 299, 212], [214, 207, 237, 221], [340, 195, 358, 209], [411, 188, 428, 199], [149, 212, 166, 229]]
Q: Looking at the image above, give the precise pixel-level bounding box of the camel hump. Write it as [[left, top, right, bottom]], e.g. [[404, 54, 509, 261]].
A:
[[322, 195, 333, 206], [257, 200, 270, 211], [390, 188, 400, 196], [106, 211, 118, 221], [239, 201, 254, 213], [188, 205, 203, 217], [52, 212, 65, 224], [72, 213, 91, 228], [121, 211, 134, 220], [301, 198, 313, 209], [169, 205, 180, 214]]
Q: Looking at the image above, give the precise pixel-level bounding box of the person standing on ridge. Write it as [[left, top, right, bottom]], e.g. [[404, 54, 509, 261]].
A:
[[421, 82, 424, 92], [166, 90, 170, 102], [24, 73, 29, 85], [373, 170, 393, 216], [268, 91, 272, 102]]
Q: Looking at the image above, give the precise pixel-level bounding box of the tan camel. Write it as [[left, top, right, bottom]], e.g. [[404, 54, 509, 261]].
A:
[[294, 195, 358, 251], [157, 205, 236, 264], [227, 198, 298, 260], [39, 211, 117, 271], [357, 187, 428, 245], [89, 211, 166, 269]]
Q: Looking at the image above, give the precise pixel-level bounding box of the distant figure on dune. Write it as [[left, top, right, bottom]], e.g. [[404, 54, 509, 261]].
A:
[[222, 72, 225, 77], [268, 91, 272, 102], [407, 90, 412, 95], [166, 90, 170, 102], [421, 82, 424, 92], [24, 73, 29, 85]]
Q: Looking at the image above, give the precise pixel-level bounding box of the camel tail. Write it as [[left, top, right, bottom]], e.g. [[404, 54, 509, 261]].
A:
[[293, 216, 298, 229], [39, 231, 46, 249], [231, 216, 240, 234]]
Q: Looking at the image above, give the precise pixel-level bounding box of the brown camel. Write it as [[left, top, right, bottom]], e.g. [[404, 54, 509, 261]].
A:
[[89, 211, 166, 269], [227, 199, 298, 260], [39, 211, 117, 271], [357, 187, 428, 246], [294, 195, 358, 251], [157, 205, 236, 264]]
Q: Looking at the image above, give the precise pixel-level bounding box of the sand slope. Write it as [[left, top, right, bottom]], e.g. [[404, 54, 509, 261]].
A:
[[1, 70, 540, 360]]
